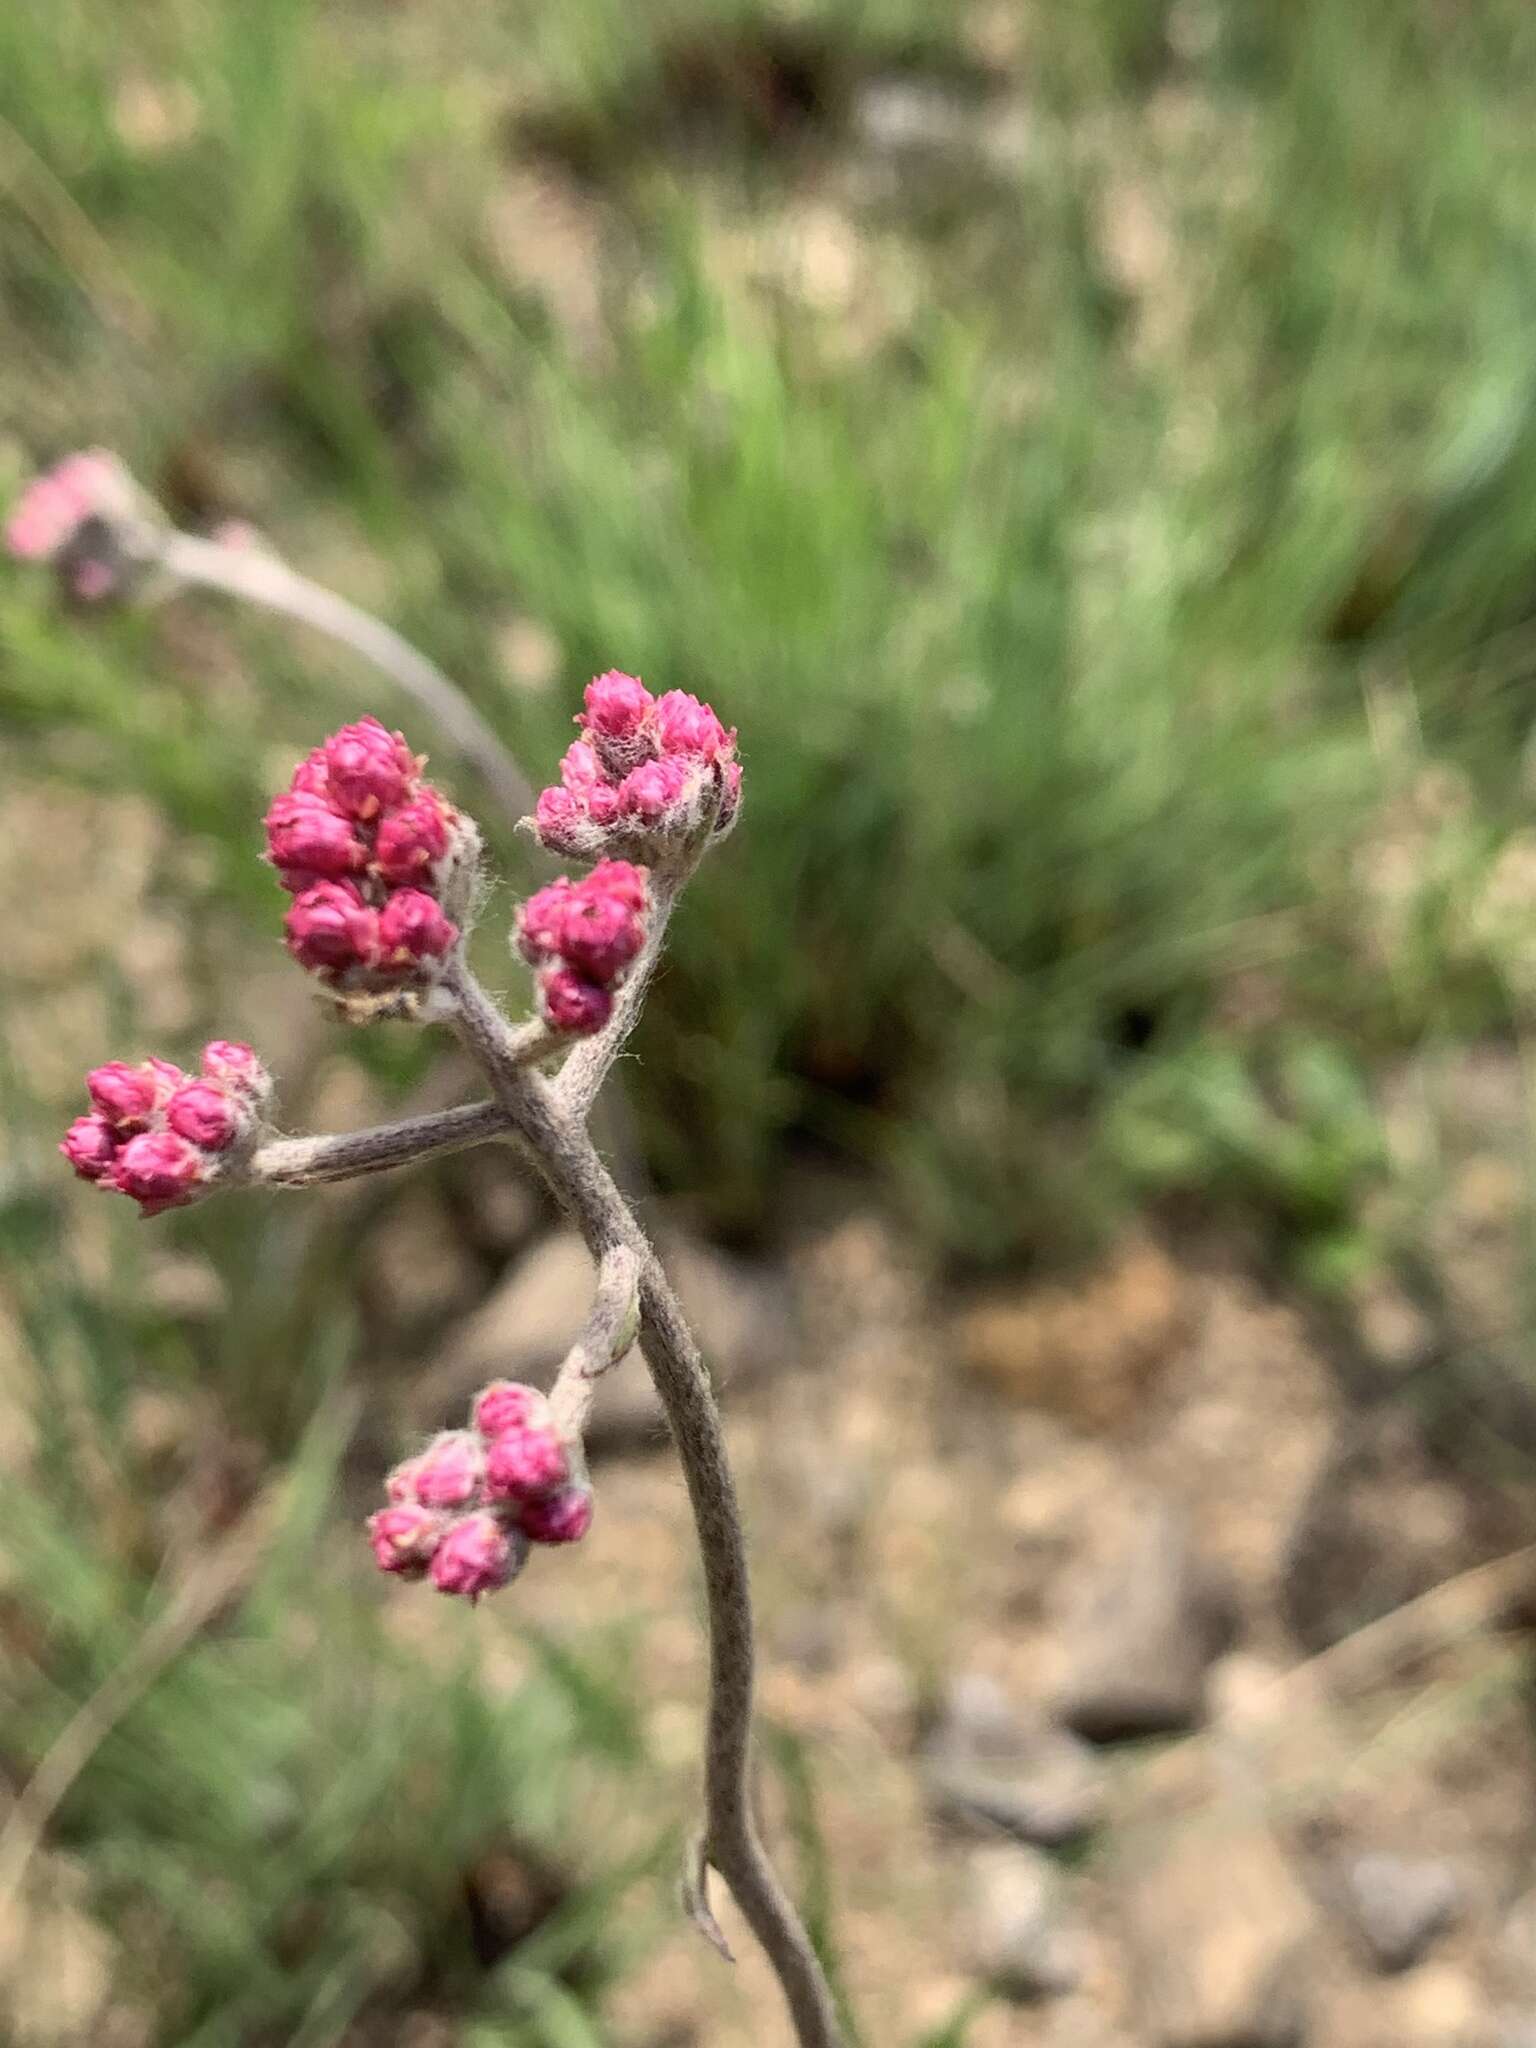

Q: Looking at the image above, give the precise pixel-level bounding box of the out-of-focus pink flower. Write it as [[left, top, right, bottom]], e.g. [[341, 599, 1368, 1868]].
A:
[[60, 1114, 119, 1182], [472, 1381, 551, 1439], [519, 1486, 594, 1546], [321, 717, 417, 819], [377, 887, 457, 963], [412, 1431, 485, 1509], [374, 792, 451, 884], [539, 967, 612, 1035], [484, 1421, 569, 1502], [284, 881, 381, 974], [112, 1130, 206, 1214], [166, 1082, 240, 1151], [5, 451, 120, 561], [430, 1512, 524, 1598], [368, 1504, 443, 1577], [263, 792, 367, 879]]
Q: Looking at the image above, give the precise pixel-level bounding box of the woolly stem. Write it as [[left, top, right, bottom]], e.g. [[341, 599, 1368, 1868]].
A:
[[445, 960, 843, 2048], [155, 530, 534, 825], [249, 1098, 509, 1187]]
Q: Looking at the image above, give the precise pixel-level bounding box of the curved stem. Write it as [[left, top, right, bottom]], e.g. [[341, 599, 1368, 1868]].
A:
[[447, 962, 843, 2048], [155, 530, 535, 826]]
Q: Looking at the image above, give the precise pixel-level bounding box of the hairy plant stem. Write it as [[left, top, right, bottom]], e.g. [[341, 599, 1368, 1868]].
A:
[[155, 530, 534, 825], [250, 1098, 510, 1187], [446, 960, 843, 2048]]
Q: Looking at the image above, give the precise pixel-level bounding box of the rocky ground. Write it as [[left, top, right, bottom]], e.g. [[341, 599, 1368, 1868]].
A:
[[369, 1156, 1536, 2048]]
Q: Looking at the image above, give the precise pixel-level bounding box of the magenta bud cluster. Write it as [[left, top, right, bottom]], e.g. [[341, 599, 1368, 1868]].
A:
[[515, 860, 650, 1036], [368, 1379, 593, 1600], [62, 1040, 271, 1216], [532, 671, 741, 860], [266, 719, 474, 991]]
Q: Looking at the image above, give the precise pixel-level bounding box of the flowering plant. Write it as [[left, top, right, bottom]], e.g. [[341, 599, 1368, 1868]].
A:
[[19, 455, 842, 2048]]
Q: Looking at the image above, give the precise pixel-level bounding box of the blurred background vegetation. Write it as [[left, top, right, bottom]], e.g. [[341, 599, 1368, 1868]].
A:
[[5, 1, 1536, 2042]]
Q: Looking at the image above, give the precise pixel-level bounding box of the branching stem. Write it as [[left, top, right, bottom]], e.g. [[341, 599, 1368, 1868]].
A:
[[445, 960, 843, 2048]]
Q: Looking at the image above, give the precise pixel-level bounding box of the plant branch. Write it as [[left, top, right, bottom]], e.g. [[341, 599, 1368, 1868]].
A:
[[546, 1243, 641, 1445], [248, 1098, 510, 1188], [445, 960, 843, 2048], [154, 530, 535, 826]]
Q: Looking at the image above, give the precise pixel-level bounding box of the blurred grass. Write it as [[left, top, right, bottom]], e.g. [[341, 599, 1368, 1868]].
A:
[[6, 0, 1536, 2039], [6, 0, 1536, 1265]]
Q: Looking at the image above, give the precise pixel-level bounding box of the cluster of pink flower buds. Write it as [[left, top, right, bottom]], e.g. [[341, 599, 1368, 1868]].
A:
[[368, 1380, 593, 1600], [266, 718, 478, 997], [515, 860, 650, 1035], [5, 450, 146, 604], [61, 1040, 271, 1216], [532, 671, 741, 862]]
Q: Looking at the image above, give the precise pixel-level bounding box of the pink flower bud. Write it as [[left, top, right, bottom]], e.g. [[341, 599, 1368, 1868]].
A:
[[516, 879, 575, 964], [87, 1060, 169, 1131], [367, 1503, 443, 1577], [377, 887, 457, 964], [556, 889, 645, 983], [539, 967, 612, 1035], [412, 1430, 485, 1509], [618, 757, 689, 823], [166, 1082, 240, 1151], [289, 748, 334, 800], [321, 717, 418, 818], [68, 557, 117, 605], [519, 1485, 594, 1546], [581, 670, 653, 741], [5, 452, 119, 561], [263, 792, 367, 878], [374, 792, 451, 885], [112, 1130, 206, 1214], [559, 741, 604, 795], [284, 882, 381, 974], [654, 689, 733, 761], [587, 782, 622, 825], [472, 1380, 551, 1439], [61, 1114, 118, 1182], [534, 785, 587, 847], [484, 1421, 569, 1502], [385, 1454, 426, 1504], [200, 1041, 271, 1104], [585, 859, 649, 912], [430, 1512, 524, 1599]]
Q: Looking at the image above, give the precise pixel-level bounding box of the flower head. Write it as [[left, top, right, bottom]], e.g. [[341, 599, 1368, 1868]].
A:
[[580, 670, 653, 742], [285, 881, 381, 974], [200, 1041, 272, 1105], [430, 1512, 525, 1599], [519, 1485, 595, 1546], [538, 967, 613, 1035], [263, 792, 367, 882], [374, 792, 451, 885], [472, 1381, 551, 1438], [87, 1059, 180, 1131], [368, 1504, 443, 1578], [377, 887, 457, 965], [61, 1114, 119, 1183], [484, 1420, 569, 1502], [321, 717, 417, 819], [112, 1130, 207, 1215], [166, 1082, 241, 1152], [411, 1431, 485, 1510]]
